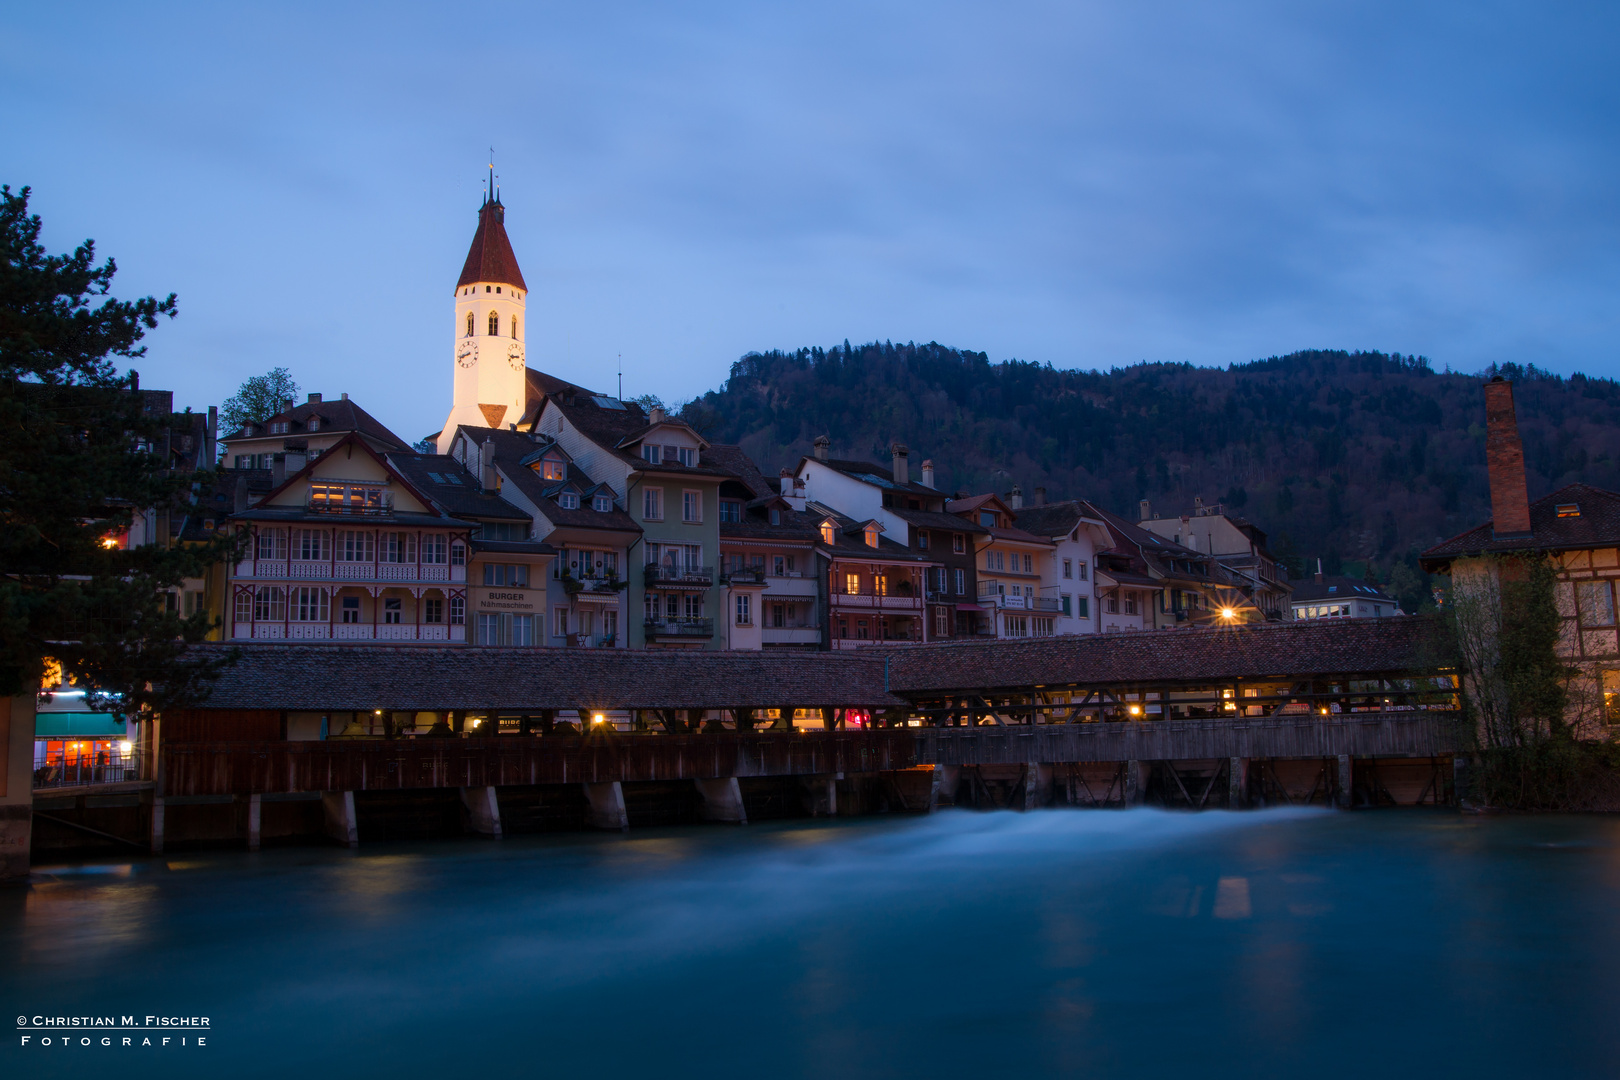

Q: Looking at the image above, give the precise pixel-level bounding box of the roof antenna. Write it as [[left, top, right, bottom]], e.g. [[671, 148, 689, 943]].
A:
[[618, 354, 622, 400], [487, 147, 495, 204]]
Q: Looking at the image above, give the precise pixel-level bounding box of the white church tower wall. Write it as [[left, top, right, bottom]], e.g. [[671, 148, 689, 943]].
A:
[[437, 194, 531, 453]]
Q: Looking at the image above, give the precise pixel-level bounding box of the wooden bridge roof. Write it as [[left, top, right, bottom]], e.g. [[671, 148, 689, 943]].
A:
[[883, 617, 1448, 697], [187, 645, 903, 713]]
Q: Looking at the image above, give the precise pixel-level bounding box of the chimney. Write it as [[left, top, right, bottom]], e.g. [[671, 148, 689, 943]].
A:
[[233, 475, 249, 514], [780, 469, 795, 497], [1484, 376, 1532, 536], [1139, 499, 1151, 521], [1315, 558, 1324, 584], [649, 406, 665, 424], [891, 443, 910, 485], [341, 392, 349, 401], [271, 453, 286, 487], [921, 459, 935, 489], [1033, 486, 1046, 506], [283, 398, 294, 415], [1194, 495, 1203, 510], [789, 476, 806, 511], [307, 392, 322, 404], [206, 405, 217, 466], [813, 435, 830, 461], [480, 439, 497, 492], [1009, 485, 1023, 510]]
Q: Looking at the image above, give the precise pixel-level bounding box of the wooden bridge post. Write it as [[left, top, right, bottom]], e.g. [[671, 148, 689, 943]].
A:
[[1336, 755, 1354, 809], [802, 776, 837, 816], [0, 694, 34, 884]]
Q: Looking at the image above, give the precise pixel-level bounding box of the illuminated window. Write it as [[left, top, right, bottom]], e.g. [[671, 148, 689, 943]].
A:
[[1557, 503, 1581, 518], [821, 521, 837, 545], [864, 526, 879, 548], [845, 573, 861, 595], [1604, 671, 1620, 723]]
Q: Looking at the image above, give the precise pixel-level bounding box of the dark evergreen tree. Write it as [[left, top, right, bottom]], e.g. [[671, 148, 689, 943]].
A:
[[0, 186, 239, 706]]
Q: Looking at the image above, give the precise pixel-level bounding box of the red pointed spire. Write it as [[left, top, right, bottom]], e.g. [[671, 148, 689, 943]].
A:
[[456, 196, 528, 291]]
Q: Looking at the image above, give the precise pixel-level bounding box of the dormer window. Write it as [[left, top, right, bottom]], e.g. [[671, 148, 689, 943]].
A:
[[1557, 503, 1581, 518], [592, 494, 612, 513], [642, 445, 661, 465], [719, 500, 742, 523], [270, 421, 289, 434], [677, 448, 696, 467], [306, 416, 319, 432], [979, 511, 996, 527], [769, 509, 780, 525], [864, 526, 880, 548], [821, 521, 837, 545], [534, 458, 566, 481], [559, 492, 579, 510]]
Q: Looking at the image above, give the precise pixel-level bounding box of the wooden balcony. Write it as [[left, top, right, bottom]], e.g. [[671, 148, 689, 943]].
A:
[[238, 560, 465, 584], [829, 591, 924, 611], [235, 623, 466, 642]]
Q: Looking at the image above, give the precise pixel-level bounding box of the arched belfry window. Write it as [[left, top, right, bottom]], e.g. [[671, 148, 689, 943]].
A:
[[488, 311, 499, 336], [512, 317, 519, 340], [465, 312, 474, 337]]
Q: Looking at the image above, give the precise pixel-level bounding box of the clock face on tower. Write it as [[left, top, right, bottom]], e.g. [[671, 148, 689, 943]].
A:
[[507, 342, 525, 371], [456, 339, 478, 368]]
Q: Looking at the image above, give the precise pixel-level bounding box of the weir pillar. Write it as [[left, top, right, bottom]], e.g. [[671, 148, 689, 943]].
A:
[[0, 694, 34, 884], [460, 786, 503, 837], [149, 797, 165, 854], [1124, 760, 1147, 806], [1229, 758, 1249, 809], [582, 782, 628, 831], [1336, 755, 1354, 810], [247, 793, 262, 851], [322, 791, 359, 847], [802, 775, 838, 817], [694, 777, 747, 824]]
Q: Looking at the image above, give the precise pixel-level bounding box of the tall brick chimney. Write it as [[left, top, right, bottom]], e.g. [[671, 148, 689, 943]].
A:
[[1484, 376, 1532, 537], [813, 435, 830, 461], [890, 443, 909, 485]]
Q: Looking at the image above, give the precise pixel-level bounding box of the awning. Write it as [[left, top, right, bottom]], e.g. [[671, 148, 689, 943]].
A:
[[34, 713, 127, 739], [955, 603, 985, 612]]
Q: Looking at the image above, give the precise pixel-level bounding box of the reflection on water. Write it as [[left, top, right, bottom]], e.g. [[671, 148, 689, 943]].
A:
[[5, 808, 1620, 1079]]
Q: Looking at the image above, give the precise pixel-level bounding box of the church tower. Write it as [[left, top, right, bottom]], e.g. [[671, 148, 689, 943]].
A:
[[437, 192, 529, 453]]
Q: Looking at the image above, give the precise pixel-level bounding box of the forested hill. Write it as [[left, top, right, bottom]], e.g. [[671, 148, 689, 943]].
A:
[[678, 342, 1620, 604]]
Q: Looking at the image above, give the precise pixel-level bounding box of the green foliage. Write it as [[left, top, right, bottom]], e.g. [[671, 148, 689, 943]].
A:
[[689, 341, 1620, 576], [0, 185, 240, 706], [1445, 555, 1600, 808], [219, 366, 299, 438]]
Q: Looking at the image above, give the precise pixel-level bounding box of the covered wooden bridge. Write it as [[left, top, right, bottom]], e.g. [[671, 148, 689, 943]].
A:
[[882, 618, 1462, 810]]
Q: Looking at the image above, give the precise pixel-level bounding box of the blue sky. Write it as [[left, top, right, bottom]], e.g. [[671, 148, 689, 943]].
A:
[[4, 2, 1617, 439]]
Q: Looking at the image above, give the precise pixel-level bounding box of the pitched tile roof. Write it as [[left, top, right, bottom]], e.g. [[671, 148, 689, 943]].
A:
[[385, 452, 532, 521], [456, 426, 642, 532], [1011, 500, 1091, 538], [807, 502, 937, 563], [456, 197, 528, 290], [221, 396, 410, 450], [882, 616, 1445, 695], [814, 457, 943, 498], [1289, 576, 1398, 605], [1421, 483, 1620, 566], [188, 644, 905, 711], [888, 507, 989, 535]]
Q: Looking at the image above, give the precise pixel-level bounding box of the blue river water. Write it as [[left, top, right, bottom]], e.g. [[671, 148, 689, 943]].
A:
[[3, 808, 1618, 1079]]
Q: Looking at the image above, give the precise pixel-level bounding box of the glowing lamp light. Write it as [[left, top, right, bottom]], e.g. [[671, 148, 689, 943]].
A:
[[1219, 607, 1236, 619], [591, 713, 606, 725], [101, 537, 120, 549], [118, 740, 133, 754], [374, 709, 382, 715], [1127, 704, 1141, 716]]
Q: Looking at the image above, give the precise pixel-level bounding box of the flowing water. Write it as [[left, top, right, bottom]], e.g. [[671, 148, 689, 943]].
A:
[[4, 808, 1618, 1078]]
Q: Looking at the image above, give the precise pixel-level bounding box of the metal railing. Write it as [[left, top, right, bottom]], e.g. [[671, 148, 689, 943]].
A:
[[644, 564, 714, 586], [643, 617, 715, 637], [33, 754, 142, 790], [722, 567, 768, 584]]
